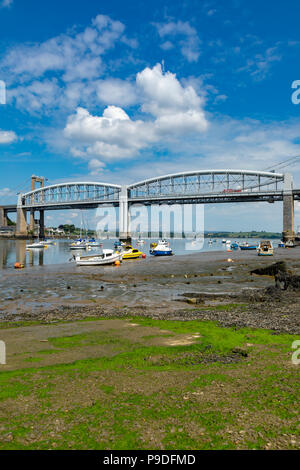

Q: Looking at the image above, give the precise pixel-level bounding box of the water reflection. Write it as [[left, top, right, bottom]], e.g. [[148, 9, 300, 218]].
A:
[[0, 238, 282, 270]]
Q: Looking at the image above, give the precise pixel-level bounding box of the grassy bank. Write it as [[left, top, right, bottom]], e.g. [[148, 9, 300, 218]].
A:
[[0, 317, 299, 450]]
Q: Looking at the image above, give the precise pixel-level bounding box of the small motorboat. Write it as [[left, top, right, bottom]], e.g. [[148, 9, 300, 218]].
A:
[[74, 249, 122, 266], [121, 245, 144, 259], [285, 240, 295, 248], [225, 239, 231, 245], [230, 242, 239, 250], [26, 241, 46, 249], [86, 238, 101, 247], [257, 240, 274, 256], [150, 240, 173, 256], [240, 242, 258, 250], [69, 239, 87, 250], [43, 239, 56, 245], [222, 239, 226, 244], [278, 241, 285, 248]]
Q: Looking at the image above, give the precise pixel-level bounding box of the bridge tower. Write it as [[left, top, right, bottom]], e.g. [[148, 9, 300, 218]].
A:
[[29, 176, 45, 237], [119, 186, 130, 242], [16, 194, 28, 238], [282, 173, 295, 243], [0, 206, 8, 227]]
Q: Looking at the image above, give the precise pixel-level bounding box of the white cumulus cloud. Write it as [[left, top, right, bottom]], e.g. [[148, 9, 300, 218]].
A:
[[64, 64, 208, 161]]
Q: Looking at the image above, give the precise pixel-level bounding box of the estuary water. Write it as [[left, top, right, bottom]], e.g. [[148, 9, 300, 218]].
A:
[[0, 237, 282, 271]]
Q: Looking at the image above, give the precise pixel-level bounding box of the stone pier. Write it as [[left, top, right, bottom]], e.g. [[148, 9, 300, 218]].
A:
[[119, 186, 131, 242], [39, 210, 45, 239], [0, 206, 8, 227], [16, 195, 28, 237], [282, 173, 295, 243]]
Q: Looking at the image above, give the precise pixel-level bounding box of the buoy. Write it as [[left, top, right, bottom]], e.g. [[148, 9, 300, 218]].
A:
[[115, 260, 121, 266], [14, 262, 24, 269], [142, 254, 146, 259]]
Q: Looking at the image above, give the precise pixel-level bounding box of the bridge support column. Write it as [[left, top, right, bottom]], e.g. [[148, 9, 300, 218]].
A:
[[16, 195, 28, 238], [119, 186, 130, 242], [39, 210, 45, 240], [0, 207, 7, 227], [29, 209, 35, 233], [282, 173, 295, 243]]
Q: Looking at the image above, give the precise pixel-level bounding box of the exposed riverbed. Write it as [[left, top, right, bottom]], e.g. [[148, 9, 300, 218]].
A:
[[1, 246, 300, 334]]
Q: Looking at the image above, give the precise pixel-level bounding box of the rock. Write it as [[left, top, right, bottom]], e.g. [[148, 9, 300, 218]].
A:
[[251, 261, 287, 277], [232, 347, 248, 357], [186, 298, 197, 305], [275, 272, 300, 291]]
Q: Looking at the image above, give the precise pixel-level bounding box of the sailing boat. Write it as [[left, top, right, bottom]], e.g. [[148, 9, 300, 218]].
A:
[[69, 211, 87, 249]]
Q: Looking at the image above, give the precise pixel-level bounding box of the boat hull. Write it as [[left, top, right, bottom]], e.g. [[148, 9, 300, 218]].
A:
[[150, 250, 173, 256], [122, 253, 142, 259], [75, 253, 122, 266], [240, 246, 257, 250]]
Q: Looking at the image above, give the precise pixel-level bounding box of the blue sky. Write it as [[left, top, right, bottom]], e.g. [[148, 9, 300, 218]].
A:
[[1, 0, 300, 231]]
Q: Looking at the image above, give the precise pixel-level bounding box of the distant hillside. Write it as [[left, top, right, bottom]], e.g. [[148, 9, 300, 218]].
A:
[[205, 231, 281, 239]]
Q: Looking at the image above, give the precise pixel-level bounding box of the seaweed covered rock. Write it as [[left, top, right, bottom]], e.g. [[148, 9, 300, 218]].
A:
[[275, 272, 300, 291], [251, 261, 287, 277]]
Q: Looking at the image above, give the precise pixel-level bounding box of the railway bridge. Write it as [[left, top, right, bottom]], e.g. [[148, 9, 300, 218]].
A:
[[0, 169, 297, 242]]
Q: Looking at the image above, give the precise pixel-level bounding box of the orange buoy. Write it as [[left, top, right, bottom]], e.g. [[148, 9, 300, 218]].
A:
[[115, 260, 121, 266], [142, 254, 146, 259], [14, 262, 24, 269]]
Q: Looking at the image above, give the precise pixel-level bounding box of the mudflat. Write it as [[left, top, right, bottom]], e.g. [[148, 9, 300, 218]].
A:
[[0, 249, 299, 450]]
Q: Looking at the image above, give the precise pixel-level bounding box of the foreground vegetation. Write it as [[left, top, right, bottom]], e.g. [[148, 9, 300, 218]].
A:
[[0, 317, 299, 450]]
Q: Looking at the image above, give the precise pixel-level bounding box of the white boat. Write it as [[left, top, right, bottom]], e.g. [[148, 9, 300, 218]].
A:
[[226, 239, 231, 245], [222, 239, 226, 244], [26, 241, 46, 249], [85, 238, 101, 247], [74, 249, 123, 266], [69, 240, 87, 250], [257, 240, 274, 256], [150, 240, 173, 256]]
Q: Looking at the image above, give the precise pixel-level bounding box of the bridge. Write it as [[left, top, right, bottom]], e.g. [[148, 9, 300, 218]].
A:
[[0, 169, 297, 241]]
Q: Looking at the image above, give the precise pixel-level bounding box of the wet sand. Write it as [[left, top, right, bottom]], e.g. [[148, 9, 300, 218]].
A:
[[1, 248, 300, 333]]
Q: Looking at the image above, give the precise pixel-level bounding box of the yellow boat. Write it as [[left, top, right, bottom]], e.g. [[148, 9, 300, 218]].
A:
[[121, 245, 144, 259]]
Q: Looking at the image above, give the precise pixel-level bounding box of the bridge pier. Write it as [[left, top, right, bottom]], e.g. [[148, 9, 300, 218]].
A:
[[39, 210, 45, 240], [282, 173, 295, 243], [16, 195, 28, 238], [119, 186, 131, 242], [0, 207, 8, 227], [29, 209, 35, 233]]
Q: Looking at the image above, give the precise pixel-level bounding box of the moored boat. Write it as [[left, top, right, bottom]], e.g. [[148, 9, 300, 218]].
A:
[[257, 240, 274, 256], [239, 242, 258, 250], [121, 245, 144, 259], [69, 239, 88, 250], [150, 240, 173, 256], [230, 242, 239, 250], [26, 241, 46, 249], [74, 249, 122, 266]]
